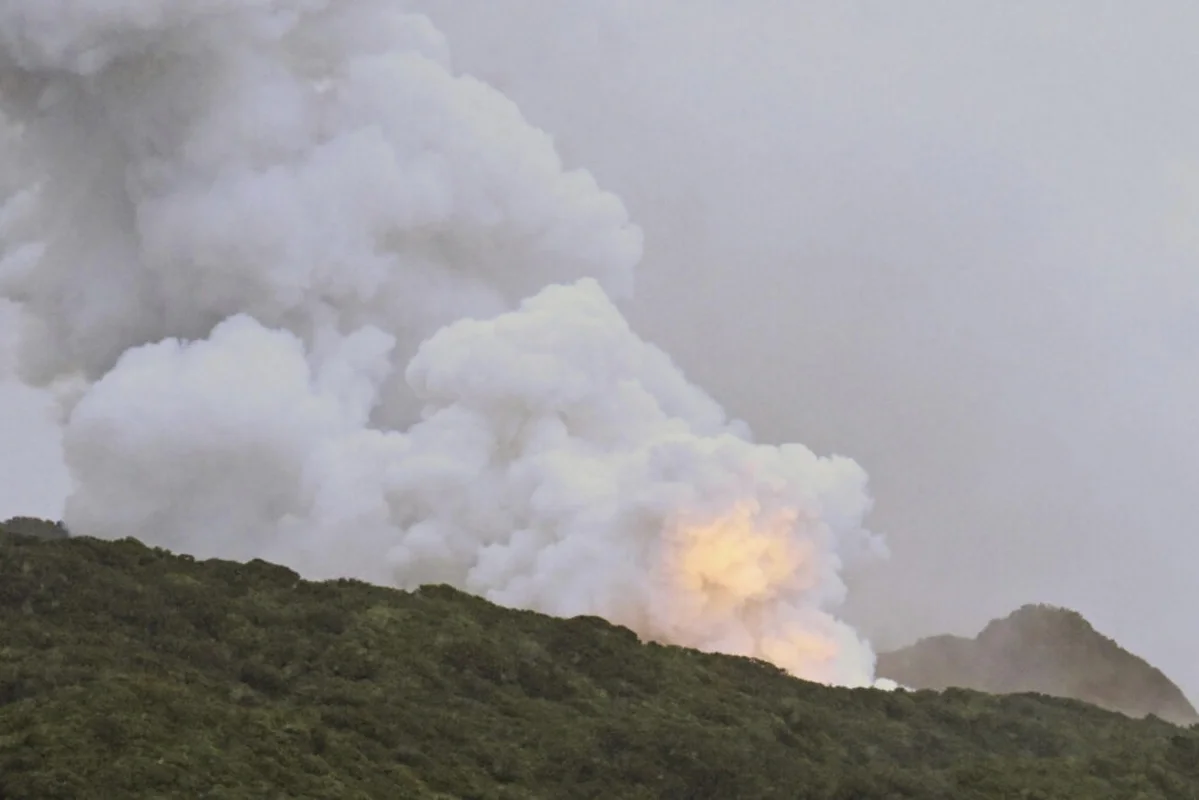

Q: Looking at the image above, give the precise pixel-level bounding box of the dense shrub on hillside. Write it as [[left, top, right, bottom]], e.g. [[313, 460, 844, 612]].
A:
[[1, 516, 68, 540], [1, 524, 1197, 799]]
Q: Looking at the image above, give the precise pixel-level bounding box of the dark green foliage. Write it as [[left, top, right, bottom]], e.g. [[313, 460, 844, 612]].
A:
[[0, 516, 69, 541], [2, 530, 1198, 799]]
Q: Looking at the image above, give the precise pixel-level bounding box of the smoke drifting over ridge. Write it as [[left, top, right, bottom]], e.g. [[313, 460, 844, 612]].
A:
[[410, 2, 1199, 700], [0, 3, 884, 686]]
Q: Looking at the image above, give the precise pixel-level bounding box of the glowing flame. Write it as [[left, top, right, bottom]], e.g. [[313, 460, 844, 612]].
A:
[[669, 502, 805, 605], [644, 500, 866, 685]]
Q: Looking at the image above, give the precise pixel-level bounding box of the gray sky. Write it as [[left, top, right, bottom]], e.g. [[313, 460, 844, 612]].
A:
[[0, 297, 68, 518], [415, 0, 1199, 699], [0, 381, 67, 517], [4, 2, 1199, 698]]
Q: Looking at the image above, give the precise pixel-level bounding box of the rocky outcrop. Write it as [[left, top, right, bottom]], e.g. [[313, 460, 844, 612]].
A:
[[877, 604, 1198, 725]]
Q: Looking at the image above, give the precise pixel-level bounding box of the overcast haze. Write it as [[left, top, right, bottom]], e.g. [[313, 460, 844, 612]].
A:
[[3, 3, 1199, 697], [394, 0, 1199, 697]]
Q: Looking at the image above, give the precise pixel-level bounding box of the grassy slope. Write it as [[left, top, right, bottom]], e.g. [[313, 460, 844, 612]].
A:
[[2, 526, 1198, 799]]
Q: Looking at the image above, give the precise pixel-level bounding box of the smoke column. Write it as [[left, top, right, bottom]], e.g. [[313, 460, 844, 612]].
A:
[[0, 1, 884, 686]]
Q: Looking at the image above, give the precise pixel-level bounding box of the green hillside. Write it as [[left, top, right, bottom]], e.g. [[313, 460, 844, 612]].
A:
[[2, 520, 1198, 799]]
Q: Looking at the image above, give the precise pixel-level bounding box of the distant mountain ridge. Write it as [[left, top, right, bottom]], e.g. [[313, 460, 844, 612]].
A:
[[876, 604, 1198, 726], [0, 517, 69, 541]]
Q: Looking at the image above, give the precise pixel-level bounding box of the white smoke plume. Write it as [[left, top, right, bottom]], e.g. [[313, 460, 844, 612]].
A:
[[0, 1, 884, 686]]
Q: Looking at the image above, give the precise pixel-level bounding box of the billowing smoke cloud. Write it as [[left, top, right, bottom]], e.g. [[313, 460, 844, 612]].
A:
[[0, 2, 883, 686], [403, 1, 1199, 700]]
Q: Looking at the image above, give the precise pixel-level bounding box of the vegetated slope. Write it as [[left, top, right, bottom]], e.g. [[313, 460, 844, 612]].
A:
[[2, 522, 1199, 799], [877, 604, 1199, 727]]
